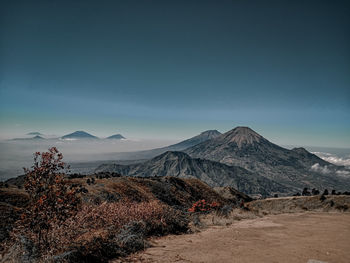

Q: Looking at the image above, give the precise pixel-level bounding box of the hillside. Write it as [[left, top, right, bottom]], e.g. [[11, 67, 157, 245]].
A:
[[185, 126, 350, 192], [95, 151, 289, 196], [1, 175, 238, 246]]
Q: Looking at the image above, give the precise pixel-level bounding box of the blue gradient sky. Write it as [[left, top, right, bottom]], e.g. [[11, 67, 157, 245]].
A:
[[1, 0, 349, 147]]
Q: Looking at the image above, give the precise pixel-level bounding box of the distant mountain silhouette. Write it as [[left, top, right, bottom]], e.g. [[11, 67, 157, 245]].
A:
[[26, 132, 43, 136], [11, 135, 45, 141], [95, 151, 288, 196], [61, 131, 98, 139], [185, 126, 350, 192], [106, 134, 126, 140]]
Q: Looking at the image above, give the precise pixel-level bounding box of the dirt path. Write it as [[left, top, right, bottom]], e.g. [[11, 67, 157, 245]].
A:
[[127, 212, 350, 263]]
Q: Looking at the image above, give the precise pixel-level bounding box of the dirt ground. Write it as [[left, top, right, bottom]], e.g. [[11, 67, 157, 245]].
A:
[[126, 212, 350, 263]]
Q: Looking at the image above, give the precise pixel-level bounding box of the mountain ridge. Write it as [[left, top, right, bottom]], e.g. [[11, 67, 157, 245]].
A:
[[95, 151, 289, 196], [184, 126, 350, 191]]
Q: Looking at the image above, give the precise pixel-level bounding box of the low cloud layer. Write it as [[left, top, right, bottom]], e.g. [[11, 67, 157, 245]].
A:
[[310, 163, 331, 174], [312, 152, 350, 167], [311, 162, 350, 177]]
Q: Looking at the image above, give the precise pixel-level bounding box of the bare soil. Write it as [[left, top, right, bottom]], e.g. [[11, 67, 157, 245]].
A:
[[125, 212, 350, 263]]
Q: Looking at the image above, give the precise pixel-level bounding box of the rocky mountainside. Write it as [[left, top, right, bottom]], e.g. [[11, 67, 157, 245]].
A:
[[95, 151, 288, 196], [185, 126, 350, 191]]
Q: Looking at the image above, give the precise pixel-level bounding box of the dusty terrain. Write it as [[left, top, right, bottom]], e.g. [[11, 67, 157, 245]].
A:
[[127, 212, 350, 263]]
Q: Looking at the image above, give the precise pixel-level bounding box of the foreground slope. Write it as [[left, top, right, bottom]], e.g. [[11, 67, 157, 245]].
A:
[[185, 126, 350, 191], [131, 212, 350, 263], [96, 151, 288, 196]]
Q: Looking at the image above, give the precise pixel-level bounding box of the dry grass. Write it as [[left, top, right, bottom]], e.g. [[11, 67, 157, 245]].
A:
[[247, 195, 350, 215], [2, 200, 189, 262], [189, 208, 259, 232]]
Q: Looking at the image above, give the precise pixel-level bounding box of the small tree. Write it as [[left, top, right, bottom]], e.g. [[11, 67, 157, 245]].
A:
[[18, 147, 81, 251], [302, 187, 311, 196]]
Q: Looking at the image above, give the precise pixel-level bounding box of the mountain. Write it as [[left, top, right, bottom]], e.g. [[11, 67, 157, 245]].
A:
[[106, 134, 126, 140], [95, 151, 289, 196], [103, 130, 222, 160], [26, 132, 43, 136], [164, 130, 221, 151], [32, 135, 44, 140], [185, 126, 350, 191], [11, 135, 45, 141], [61, 131, 98, 140]]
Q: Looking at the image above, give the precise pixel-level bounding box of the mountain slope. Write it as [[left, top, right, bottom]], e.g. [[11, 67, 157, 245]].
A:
[[165, 130, 221, 151], [104, 130, 222, 160], [95, 151, 289, 196], [61, 131, 98, 139], [185, 126, 350, 191]]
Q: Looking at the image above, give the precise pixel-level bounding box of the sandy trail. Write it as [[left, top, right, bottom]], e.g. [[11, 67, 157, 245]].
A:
[[127, 212, 350, 263]]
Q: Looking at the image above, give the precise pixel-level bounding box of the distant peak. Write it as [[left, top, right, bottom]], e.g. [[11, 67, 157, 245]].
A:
[[291, 147, 311, 154], [27, 132, 43, 136], [107, 134, 125, 139], [62, 131, 98, 139], [33, 135, 44, 139], [200, 130, 221, 136], [222, 126, 263, 147]]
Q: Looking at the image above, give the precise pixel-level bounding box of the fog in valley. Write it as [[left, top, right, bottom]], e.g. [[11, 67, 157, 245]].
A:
[[0, 138, 178, 181]]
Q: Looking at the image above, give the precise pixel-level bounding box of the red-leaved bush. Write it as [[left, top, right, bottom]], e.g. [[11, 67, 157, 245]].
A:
[[16, 147, 81, 251], [188, 199, 220, 213]]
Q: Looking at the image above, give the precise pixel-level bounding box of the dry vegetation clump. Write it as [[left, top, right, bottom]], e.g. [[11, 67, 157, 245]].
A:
[[2, 200, 189, 262], [186, 198, 257, 231], [189, 207, 259, 231], [47, 200, 188, 262], [246, 195, 350, 215], [0, 149, 190, 263]]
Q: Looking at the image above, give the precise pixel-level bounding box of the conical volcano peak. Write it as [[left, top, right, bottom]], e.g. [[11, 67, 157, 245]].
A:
[[222, 126, 263, 147]]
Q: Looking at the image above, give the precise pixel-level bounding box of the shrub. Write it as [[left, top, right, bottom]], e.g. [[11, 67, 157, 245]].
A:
[[15, 147, 82, 253], [188, 199, 220, 213], [320, 195, 326, 202], [302, 187, 311, 196], [47, 200, 189, 261]]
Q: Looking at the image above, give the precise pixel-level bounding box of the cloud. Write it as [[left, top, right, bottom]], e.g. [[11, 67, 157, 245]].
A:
[[312, 152, 350, 167], [311, 162, 350, 178], [310, 163, 331, 174]]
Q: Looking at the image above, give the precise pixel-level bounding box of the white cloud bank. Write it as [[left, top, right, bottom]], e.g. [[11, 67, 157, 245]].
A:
[[310, 163, 331, 174], [312, 152, 350, 167]]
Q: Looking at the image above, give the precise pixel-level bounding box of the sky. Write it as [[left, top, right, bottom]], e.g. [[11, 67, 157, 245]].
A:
[[0, 0, 349, 147]]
